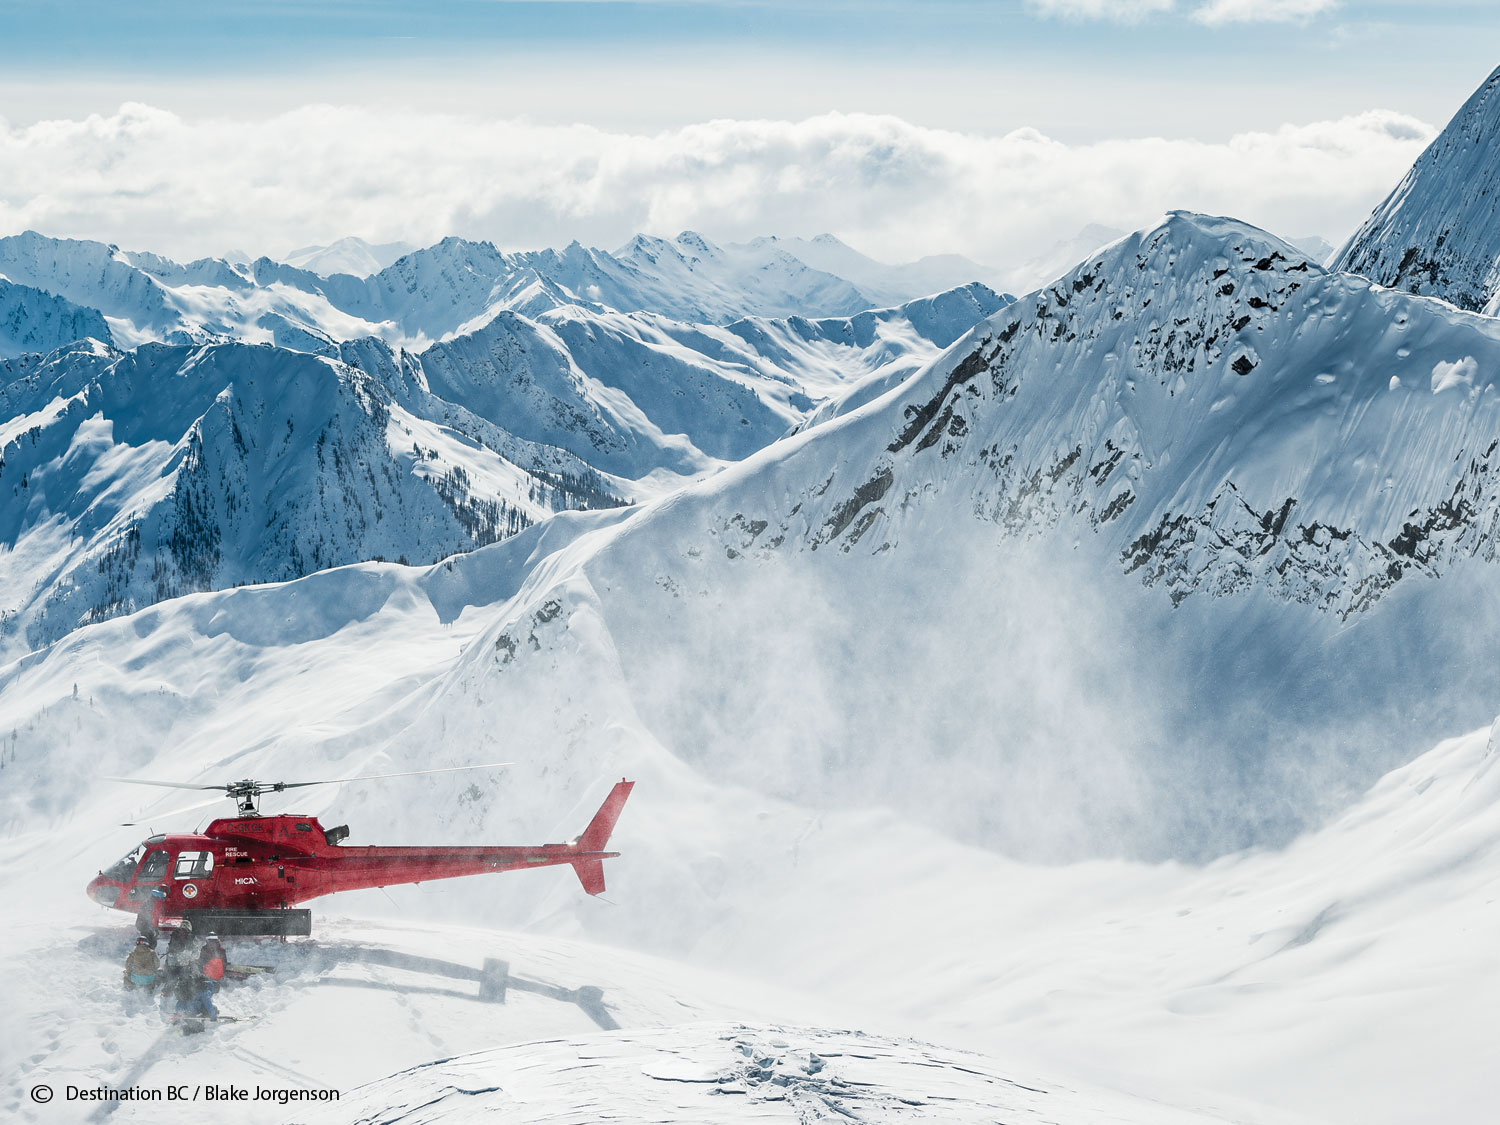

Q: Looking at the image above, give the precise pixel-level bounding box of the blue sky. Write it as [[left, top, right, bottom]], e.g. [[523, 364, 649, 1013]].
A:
[[3, 1, 1496, 136], [0, 1, 1494, 263]]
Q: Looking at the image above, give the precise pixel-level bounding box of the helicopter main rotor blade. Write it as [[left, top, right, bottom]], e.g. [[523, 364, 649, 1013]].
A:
[[104, 776, 228, 792], [120, 794, 230, 826], [273, 762, 513, 790]]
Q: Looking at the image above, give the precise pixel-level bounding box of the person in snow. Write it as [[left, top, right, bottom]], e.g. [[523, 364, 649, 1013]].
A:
[[134, 886, 167, 948], [159, 927, 196, 1016], [198, 933, 227, 993], [173, 973, 215, 1024], [122, 937, 159, 1013], [173, 932, 226, 1022]]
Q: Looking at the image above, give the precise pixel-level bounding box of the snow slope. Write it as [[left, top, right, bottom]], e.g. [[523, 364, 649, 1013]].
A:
[[0, 530, 1495, 1123], [381, 209, 1500, 864], [0, 280, 113, 357], [0, 340, 623, 659], [1335, 65, 1500, 312], [11, 210, 1500, 857], [314, 1023, 1249, 1125]]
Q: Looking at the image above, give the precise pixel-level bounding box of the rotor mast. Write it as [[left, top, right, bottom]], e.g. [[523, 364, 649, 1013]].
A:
[[226, 780, 286, 816]]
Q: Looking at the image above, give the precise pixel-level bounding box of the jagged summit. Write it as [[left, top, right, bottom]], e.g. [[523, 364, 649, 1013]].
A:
[[1335, 64, 1500, 311]]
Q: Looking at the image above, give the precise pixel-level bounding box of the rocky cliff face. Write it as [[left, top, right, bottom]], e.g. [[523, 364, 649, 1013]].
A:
[[1335, 65, 1500, 312], [711, 212, 1500, 623]]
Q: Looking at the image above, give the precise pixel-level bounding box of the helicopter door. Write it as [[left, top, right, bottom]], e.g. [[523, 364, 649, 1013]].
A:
[[137, 849, 170, 883], [125, 849, 171, 902]]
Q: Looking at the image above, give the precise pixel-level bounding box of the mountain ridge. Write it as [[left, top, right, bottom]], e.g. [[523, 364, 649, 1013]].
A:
[[1335, 64, 1500, 311]]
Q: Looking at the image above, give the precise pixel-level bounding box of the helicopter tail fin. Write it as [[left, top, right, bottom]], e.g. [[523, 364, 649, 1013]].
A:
[[575, 779, 634, 853], [571, 857, 608, 895], [570, 779, 634, 896]]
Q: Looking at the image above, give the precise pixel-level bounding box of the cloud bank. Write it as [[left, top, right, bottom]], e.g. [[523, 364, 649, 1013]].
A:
[[0, 103, 1432, 272], [1028, 0, 1337, 21], [1193, 0, 1338, 23]]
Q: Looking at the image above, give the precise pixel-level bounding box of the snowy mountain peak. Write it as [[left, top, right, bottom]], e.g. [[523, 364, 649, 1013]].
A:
[[700, 205, 1496, 641], [1146, 209, 1310, 264], [673, 230, 716, 258], [1335, 64, 1500, 311], [280, 236, 418, 278], [0, 279, 113, 356]]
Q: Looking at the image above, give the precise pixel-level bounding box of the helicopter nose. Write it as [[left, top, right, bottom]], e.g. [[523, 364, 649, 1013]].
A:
[[86, 875, 119, 907]]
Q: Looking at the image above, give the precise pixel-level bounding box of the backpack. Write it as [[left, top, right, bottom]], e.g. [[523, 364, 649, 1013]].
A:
[[202, 956, 225, 981]]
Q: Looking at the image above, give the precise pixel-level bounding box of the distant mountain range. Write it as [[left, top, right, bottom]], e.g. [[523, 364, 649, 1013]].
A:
[[0, 227, 1007, 655], [0, 228, 1008, 359]]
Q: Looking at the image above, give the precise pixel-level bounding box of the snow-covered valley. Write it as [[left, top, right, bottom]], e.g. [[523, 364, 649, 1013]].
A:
[[6, 62, 1500, 1125], [4, 546, 1497, 1123]]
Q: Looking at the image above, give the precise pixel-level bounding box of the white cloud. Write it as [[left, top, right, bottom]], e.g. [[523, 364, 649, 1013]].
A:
[[1028, 0, 1340, 22], [1193, 0, 1339, 24], [1025, 0, 1175, 19], [0, 103, 1434, 276]]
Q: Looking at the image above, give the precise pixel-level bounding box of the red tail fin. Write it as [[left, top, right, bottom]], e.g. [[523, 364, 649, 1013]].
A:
[[575, 779, 634, 853], [571, 858, 607, 895], [570, 779, 633, 896]]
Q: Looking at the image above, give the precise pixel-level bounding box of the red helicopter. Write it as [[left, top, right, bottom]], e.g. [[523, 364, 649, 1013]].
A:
[[87, 765, 634, 936]]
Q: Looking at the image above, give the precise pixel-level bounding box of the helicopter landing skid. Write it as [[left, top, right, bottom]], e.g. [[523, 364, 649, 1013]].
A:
[[183, 908, 312, 937]]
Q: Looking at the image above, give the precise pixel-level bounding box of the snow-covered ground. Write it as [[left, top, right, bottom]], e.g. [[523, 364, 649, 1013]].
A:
[[1, 470, 1497, 1123], [7, 693, 1497, 1124], [313, 1022, 1262, 1125]]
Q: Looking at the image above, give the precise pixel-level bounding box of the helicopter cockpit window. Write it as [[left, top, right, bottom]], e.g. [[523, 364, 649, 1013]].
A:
[[138, 849, 170, 882], [103, 843, 147, 883], [173, 851, 214, 879]]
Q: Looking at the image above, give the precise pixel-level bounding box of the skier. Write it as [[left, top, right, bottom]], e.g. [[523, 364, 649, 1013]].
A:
[[122, 937, 158, 1014], [170, 932, 225, 1023], [158, 927, 195, 1016], [134, 886, 167, 948], [198, 933, 227, 994], [172, 973, 215, 1028]]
